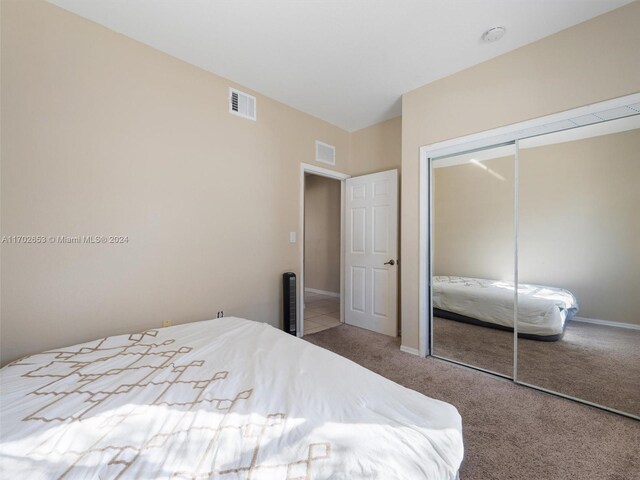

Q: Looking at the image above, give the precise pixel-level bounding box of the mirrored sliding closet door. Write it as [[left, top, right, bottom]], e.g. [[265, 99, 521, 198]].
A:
[[428, 94, 640, 420], [516, 115, 640, 417], [431, 144, 516, 377]]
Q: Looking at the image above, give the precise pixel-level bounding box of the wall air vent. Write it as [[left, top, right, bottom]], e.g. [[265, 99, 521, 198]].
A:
[[315, 140, 336, 165], [229, 88, 256, 121]]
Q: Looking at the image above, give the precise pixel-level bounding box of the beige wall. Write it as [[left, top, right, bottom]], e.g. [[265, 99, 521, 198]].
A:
[[401, 1, 640, 350], [0, 0, 354, 364], [520, 130, 640, 325], [304, 175, 341, 294], [434, 129, 640, 325], [350, 116, 402, 176], [434, 156, 515, 281]]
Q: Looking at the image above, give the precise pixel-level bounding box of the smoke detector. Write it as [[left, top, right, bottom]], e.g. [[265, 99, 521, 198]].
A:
[[482, 26, 506, 43]]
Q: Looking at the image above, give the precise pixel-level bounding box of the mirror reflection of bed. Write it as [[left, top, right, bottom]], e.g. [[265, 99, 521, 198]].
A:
[[432, 275, 577, 376], [431, 115, 640, 417]]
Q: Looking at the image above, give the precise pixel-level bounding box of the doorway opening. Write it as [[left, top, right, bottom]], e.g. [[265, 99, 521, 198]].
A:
[[298, 163, 399, 338], [303, 172, 343, 335]]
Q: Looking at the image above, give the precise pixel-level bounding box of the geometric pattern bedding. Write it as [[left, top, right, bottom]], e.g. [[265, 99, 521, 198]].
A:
[[0, 317, 463, 479]]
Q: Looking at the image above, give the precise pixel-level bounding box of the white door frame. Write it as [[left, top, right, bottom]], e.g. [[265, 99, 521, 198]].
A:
[[299, 163, 350, 337], [417, 92, 640, 358]]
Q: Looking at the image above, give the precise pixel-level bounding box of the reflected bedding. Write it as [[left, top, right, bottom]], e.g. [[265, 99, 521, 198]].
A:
[[0, 317, 463, 479], [433, 276, 578, 340]]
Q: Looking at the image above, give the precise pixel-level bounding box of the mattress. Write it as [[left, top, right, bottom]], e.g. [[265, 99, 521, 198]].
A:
[[433, 276, 578, 338], [0, 317, 463, 479]]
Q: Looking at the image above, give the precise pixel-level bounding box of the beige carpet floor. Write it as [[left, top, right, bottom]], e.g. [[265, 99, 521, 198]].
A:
[[434, 316, 514, 376], [305, 324, 640, 480], [433, 317, 640, 415]]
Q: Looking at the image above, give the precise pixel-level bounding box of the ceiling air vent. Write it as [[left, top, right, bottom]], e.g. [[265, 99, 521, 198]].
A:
[[315, 141, 336, 165], [229, 87, 256, 121]]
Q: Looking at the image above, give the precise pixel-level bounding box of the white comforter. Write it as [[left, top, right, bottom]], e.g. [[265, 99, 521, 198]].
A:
[[0, 317, 463, 479], [433, 276, 578, 336]]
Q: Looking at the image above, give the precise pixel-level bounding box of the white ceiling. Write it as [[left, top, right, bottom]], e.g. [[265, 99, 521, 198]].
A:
[[47, 0, 632, 131]]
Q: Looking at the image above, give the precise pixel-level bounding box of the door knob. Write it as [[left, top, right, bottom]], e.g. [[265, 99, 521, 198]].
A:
[[384, 259, 395, 266]]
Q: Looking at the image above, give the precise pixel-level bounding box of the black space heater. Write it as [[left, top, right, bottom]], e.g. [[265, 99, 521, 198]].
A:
[[282, 272, 297, 336]]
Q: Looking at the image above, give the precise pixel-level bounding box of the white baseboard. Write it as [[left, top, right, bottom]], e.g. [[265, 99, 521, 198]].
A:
[[571, 316, 640, 331], [400, 345, 420, 356], [304, 288, 340, 298]]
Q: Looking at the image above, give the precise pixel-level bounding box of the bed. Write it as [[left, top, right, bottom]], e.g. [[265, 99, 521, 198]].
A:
[[0, 317, 463, 479], [433, 276, 579, 341]]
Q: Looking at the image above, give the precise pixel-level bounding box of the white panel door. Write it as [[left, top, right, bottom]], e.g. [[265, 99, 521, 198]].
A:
[[345, 169, 398, 336]]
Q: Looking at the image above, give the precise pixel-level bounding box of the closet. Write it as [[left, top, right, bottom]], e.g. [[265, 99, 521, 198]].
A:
[[425, 94, 640, 420]]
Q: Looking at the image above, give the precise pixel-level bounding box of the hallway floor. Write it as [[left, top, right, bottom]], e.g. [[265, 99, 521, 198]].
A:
[[303, 291, 341, 335]]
